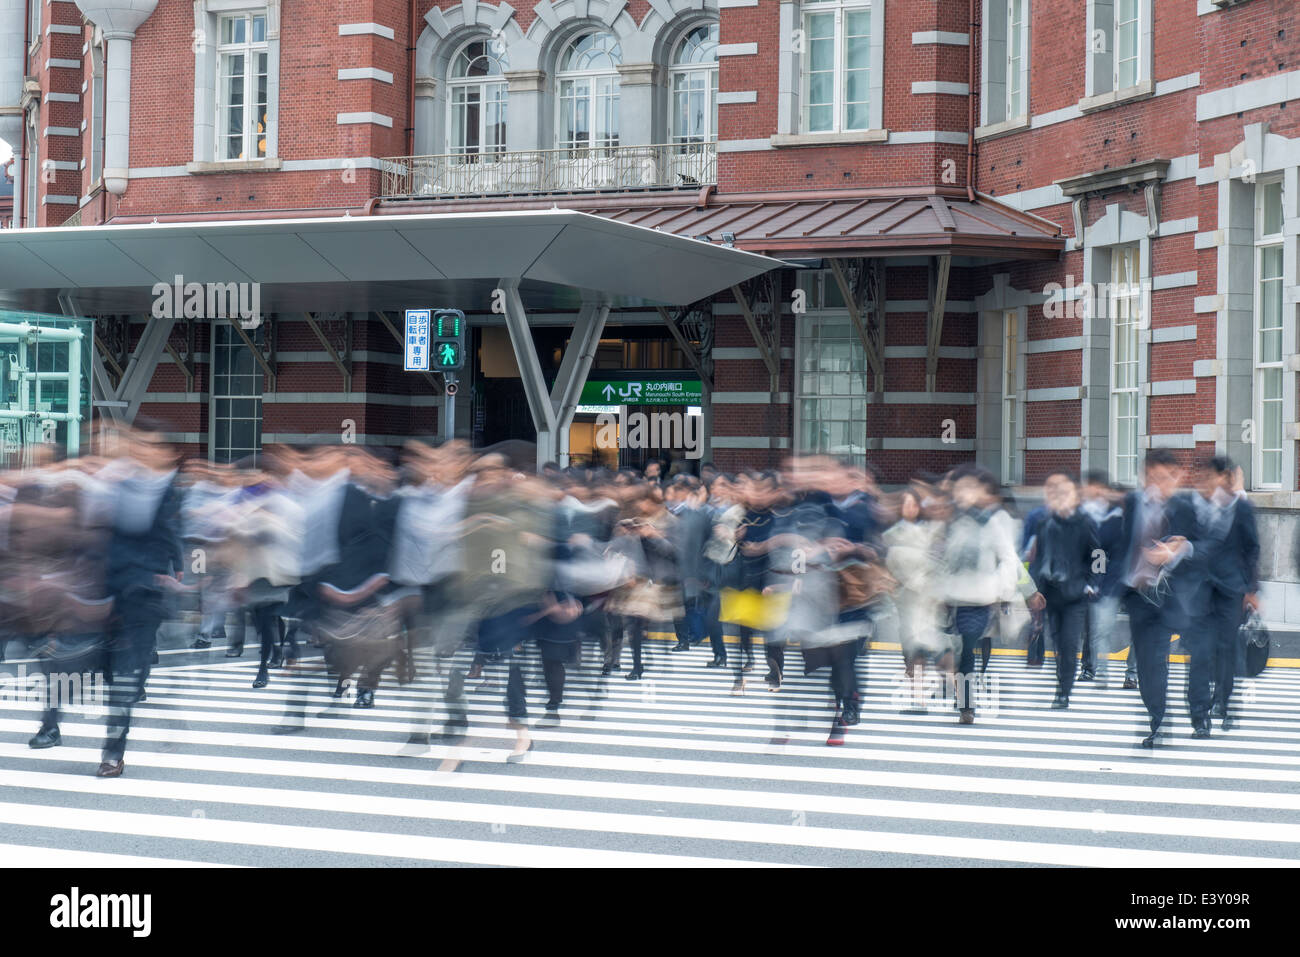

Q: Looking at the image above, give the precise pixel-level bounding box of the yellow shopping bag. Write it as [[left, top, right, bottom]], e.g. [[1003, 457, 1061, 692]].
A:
[[718, 587, 793, 631]]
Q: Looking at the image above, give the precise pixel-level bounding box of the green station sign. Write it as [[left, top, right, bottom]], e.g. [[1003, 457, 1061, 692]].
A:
[[579, 378, 703, 405]]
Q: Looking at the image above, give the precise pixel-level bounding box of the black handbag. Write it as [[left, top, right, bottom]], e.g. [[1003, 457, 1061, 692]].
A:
[[1242, 612, 1270, 679]]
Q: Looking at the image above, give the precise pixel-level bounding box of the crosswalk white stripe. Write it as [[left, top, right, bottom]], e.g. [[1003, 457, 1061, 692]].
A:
[[37, 681, 1300, 755], [9, 738, 1300, 816], [0, 840, 243, 868], [1, 767, 1295, 866], [9, 693, 1300, 774], [5, 713, 1299, 787], [4, 760, 1300, 849], [0, 801, 804, 868], [4, 647, 1299, 866]]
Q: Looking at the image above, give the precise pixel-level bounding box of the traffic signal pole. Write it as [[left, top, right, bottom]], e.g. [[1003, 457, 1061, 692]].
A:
[[442, 372, 457, 444]]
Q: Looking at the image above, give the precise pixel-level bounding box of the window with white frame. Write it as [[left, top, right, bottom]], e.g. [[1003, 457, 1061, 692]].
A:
[[802, 0, 874, 134], [1006, 0, 1026, 119], [795, 272, 867, 466], [1001, 310, 1020, 485], [671, 23, 719, 148], [1255, 178, 1285, 488], [556, 32, 622, 151], [448, 39, 508, 159], [216, 11, 269, 161], [1087, 0, 1149, 98], [211, 322, 264, 466], [1109, 245, 1141, 487], [1114, 0, 1141, 91], [980, 0, 1030, 129], [27, 0, 40, 42]]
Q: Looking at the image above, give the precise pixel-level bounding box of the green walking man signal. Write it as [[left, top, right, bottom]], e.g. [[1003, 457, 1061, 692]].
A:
[[431, 308, 466, 371]]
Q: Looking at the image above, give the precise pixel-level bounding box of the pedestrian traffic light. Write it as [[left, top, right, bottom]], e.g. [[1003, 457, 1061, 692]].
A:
[[432, 308, 466, 371]]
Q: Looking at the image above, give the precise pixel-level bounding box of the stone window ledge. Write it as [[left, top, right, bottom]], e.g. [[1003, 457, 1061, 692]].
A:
[[186, 158, 283, 174], [771, 129, 888, 148], [1077, 79, 1155, 115], [974, 116, 1030, 141]]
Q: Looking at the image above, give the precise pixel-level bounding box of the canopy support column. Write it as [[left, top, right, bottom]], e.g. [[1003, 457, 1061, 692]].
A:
[[551, 298, 610, 468], [926, 254, 951, 393], [499, 279, 559, 468]]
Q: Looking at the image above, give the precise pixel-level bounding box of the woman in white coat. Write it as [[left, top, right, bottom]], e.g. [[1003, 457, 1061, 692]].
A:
[[936, 465, 1037, 724]]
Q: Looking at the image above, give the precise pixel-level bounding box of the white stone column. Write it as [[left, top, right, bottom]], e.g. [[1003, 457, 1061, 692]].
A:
[[76, 1, 161, 196]]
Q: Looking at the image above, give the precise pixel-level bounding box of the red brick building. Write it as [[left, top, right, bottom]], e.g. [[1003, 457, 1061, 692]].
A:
[[3, 0, 1300, 608]]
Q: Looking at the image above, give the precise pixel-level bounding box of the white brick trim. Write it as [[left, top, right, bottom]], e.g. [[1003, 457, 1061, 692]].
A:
[[911, 31, 969, 46], [717, 43, 758, 57], [1026, 387, 1084, 402], [337, 112, 393, 128], [338, 68, 394, 84], [716, 91, 758, 105], [339, 23, 395, 40], [1025, 437, 1083, 451], [1147, 379, 1197, 396], [911, 82, 970, 96], [1151, 271, 1198, 290], [1151, 324, 1197, 343]]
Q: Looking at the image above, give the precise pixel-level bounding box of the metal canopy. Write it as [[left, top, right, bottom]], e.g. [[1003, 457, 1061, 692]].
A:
[[0, 209, 783, 315]]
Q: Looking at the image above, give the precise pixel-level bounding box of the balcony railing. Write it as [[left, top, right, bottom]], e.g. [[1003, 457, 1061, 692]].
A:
[[380, 142, 717, 200]]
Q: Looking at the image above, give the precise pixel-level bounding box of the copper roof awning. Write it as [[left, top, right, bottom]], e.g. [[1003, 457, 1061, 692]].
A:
[[376, 186, 1066, 261]]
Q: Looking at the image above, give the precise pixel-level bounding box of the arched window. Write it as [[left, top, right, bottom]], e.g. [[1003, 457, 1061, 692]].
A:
[[556, 32, 622, 150], [448, 39, 509, 158], [670, 23, 718, 147]]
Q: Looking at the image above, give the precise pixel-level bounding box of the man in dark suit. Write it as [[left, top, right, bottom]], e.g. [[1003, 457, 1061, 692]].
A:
[[99, 420, 183, 777], [666, 475, 712, 652], [1120, 448, 1203, 747], [1185, 456, 1259, 732]]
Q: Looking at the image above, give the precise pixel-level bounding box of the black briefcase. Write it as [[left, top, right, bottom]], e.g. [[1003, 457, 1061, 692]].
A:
[[1241, 612, 1270, 679]]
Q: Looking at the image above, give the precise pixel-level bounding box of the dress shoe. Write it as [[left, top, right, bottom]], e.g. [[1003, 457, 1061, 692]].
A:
[[29, 726, 61, 749], [96, 760, 124, 778], [958, 708, 975, 725], [1122, 677, 1138, 690], [841, 693, 861, 726], [1191, 725, 1211, 740], [1221, 713, 1235, 731], [1209, 702, 1226, 719], [826, 717, 846, 746], [705, 657, 726, 668], [332, 678, 349, 698], [225, 644, 244, 658], [191, 635, 212, 650], [669, 641, 690, 652], [1051, 695, 1069, 709], [354, 688, 375, 708], [624, 668, 644, 681], [1078, 669, 1095, 682], [536, 710, 561, 729], [252, 668, 269, 689], [1139, 732, 1159, 748], [1026, 658, 1044, 669]]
